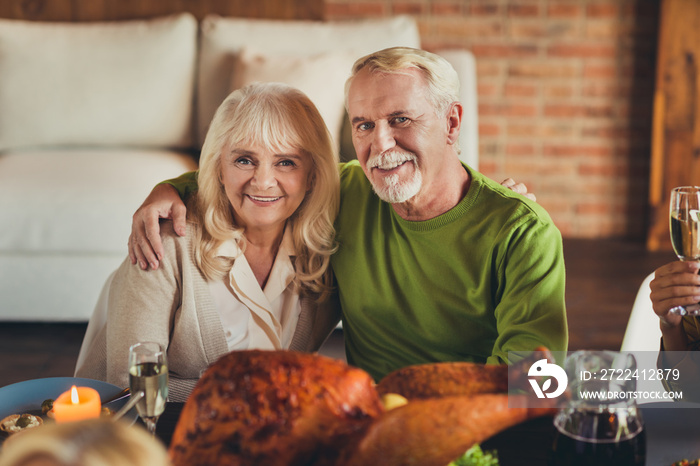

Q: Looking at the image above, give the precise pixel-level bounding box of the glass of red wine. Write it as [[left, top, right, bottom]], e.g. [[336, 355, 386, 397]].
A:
[[550, 351, 646, 466]]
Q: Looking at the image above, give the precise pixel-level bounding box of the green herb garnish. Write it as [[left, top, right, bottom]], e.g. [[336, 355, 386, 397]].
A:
[[448, 444, 499, 466]]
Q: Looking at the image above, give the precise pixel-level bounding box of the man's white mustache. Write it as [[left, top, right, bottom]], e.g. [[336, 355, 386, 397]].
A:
[[368, 150, 417, 170]]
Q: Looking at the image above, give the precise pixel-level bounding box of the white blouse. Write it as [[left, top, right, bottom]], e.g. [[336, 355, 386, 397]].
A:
[[207, 229, 301, 351]]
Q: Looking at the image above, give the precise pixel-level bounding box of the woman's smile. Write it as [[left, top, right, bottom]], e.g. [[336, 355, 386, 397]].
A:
[[246, 194, 284, 203]]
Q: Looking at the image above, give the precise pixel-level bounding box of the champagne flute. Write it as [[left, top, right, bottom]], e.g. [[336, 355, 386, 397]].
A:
[[128, 341, 168, 436], [669, 186, 700, 315]]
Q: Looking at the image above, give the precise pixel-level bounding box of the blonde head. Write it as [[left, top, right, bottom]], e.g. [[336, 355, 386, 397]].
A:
[[0, 419, 169, 466], [345, 47, 461, 153], [192, 82, 340, 297]]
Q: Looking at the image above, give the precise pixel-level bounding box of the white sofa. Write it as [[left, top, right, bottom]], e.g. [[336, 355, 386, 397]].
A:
[[0, 13, 478, 321]]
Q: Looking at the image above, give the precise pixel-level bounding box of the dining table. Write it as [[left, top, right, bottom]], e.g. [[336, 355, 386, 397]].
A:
[[154, 401, 700, 465]]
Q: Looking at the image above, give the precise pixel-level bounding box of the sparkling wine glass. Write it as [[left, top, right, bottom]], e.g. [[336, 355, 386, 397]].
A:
[[128, 341, 168, 436], [669, 186, 700, 315]]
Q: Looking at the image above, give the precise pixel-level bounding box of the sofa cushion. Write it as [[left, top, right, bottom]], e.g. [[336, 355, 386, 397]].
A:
[[0, 13, 197, 151], [197, 15, 421, 154], [0, 254, 126, 321], [230, 48, 358, 152], [0, 149, 198, 254]]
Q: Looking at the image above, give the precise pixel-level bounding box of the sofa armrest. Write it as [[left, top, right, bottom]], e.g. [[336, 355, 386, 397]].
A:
[[435, 49, 479, 170]]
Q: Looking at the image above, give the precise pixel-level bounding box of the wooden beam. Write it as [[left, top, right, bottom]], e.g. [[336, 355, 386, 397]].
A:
[[648, 0, 700, 251], [0, 0, 324, 22]]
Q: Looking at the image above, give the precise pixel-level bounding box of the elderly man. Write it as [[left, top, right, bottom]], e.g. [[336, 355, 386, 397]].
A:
[[129, 47, 567, 381]]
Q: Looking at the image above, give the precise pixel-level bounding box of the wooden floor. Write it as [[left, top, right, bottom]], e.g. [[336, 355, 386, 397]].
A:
[[0, 238, 673, 389]]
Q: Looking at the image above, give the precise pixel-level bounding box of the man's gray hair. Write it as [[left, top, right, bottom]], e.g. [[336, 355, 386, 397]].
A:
[[345, 46, 461, 118]]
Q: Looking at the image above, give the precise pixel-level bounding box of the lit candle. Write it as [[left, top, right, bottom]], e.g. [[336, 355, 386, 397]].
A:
[[53, 385, 101, 423]]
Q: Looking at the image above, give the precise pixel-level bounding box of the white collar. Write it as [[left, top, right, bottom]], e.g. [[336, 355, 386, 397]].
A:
[[214, 226, 296, 259]]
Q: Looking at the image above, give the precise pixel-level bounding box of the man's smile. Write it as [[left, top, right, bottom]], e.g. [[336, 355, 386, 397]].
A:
[[373, 160, 410, 174], [369, 150, 416, 174]]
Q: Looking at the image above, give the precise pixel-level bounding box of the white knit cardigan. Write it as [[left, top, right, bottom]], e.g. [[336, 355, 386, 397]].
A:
[[75, 222, 341, 402]]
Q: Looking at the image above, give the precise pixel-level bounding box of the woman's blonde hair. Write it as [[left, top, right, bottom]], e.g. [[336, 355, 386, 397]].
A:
[[0, 419, 169, 466], [191, 82, 340, 298]]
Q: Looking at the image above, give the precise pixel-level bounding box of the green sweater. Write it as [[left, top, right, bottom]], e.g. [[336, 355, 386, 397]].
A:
[[167, 162, 568, 381]]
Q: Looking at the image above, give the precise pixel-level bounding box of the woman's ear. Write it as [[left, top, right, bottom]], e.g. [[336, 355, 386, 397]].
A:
[[446, 102, 463, 146]]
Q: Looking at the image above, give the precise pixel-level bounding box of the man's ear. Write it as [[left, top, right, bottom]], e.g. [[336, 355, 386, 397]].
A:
[[446, 102, 462, 146]]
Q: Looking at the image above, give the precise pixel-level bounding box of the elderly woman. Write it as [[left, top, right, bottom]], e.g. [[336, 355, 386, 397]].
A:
[[75, 83, 341, 401]]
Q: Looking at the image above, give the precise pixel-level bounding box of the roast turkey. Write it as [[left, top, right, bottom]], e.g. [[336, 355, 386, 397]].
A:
[[169, 349, 555, 466], [375, 346, 554, 400], [169, 350, 383, 466], [337, 394, 555, 466]]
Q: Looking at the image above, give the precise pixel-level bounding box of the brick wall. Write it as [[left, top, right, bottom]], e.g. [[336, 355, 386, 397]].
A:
[[325, 0, 660, 239]]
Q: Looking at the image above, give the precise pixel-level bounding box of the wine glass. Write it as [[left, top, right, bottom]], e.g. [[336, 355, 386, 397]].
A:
[[128, 341, 168, 436], [669, 186, 700, 315]]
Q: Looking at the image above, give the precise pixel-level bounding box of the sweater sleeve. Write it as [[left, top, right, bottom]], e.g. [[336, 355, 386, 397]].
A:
[[487, 215, 568, 365], [104, 231, 182, 389], [161, 170, 199, 201]]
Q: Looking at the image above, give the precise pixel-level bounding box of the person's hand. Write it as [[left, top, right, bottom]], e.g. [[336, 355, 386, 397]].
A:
[[129, 184, 187, 270], [501, 178, 536, 202], [650, 261, 700, 328]]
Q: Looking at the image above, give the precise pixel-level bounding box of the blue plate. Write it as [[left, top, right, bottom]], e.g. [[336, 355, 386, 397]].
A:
[[0, 377, 136, 425]]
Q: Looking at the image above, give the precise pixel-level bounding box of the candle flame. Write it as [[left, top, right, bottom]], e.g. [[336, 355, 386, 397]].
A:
[[70, 385, 79, 405]]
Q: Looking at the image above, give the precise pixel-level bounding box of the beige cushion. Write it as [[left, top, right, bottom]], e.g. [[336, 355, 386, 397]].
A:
[[0, 13, 197, 151], [197, 15, 421, 151], [0, 255, 125, 321], [0, 149, 198, 253], [230, 49, 358, 152]]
